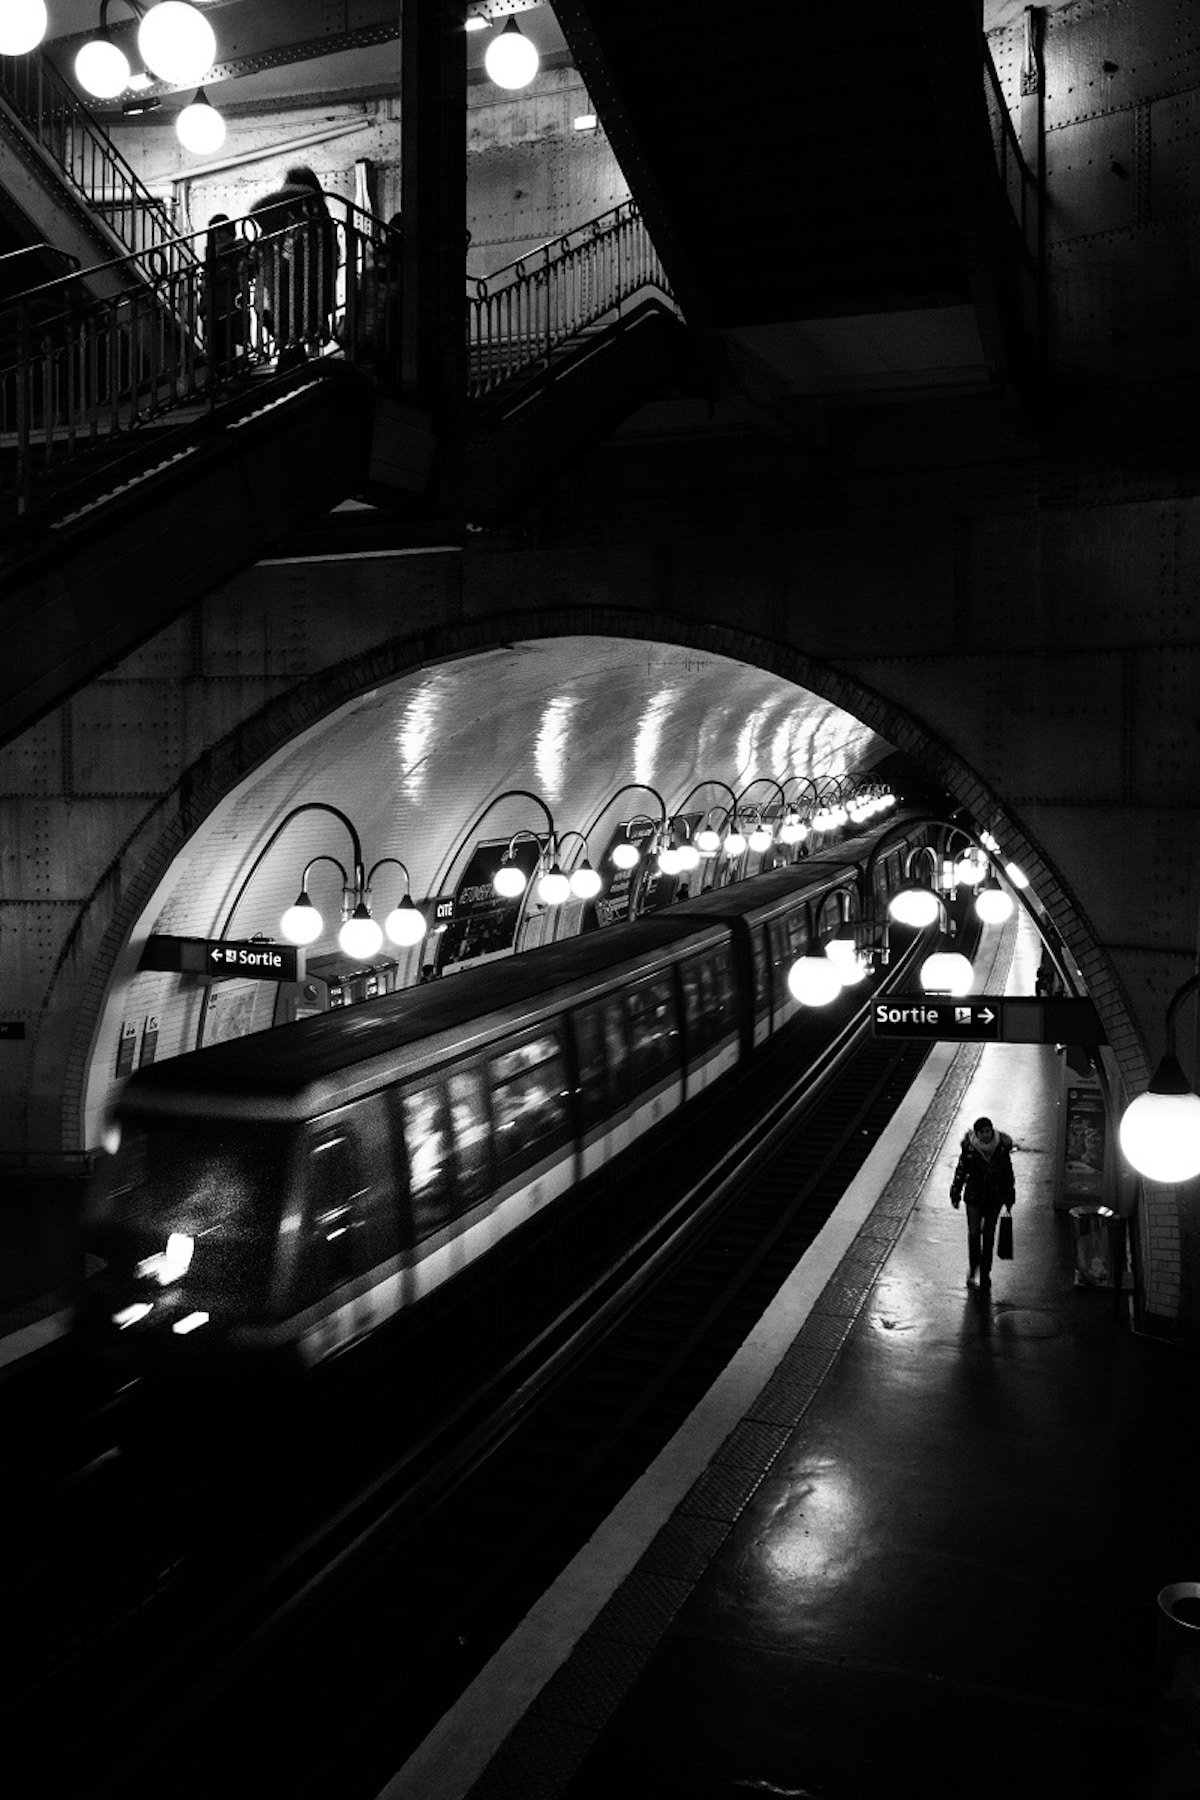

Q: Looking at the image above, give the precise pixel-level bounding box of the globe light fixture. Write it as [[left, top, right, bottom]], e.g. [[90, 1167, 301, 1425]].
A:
[[747, 820, 774, 854], [694, 824, 722, 855], [889, 884, 941, 929], [779, 811, 807, 846], [657, 845, 683, 876], [975, 879, 1015, 925], [954, 854, 984, 886], [493, 859, 527, 898], [920, 950, 974, 995], [137, 0, 215, 85], [1118, 972, 1200, 1183], [0, 0, 47, 55], [281, 891, 324, 945], [674, 835, 701, 872], [611, 840, 640, 870], [484, 15, 539, 89], [176, 87, 225, 154], [569, 861, 603, 901], [383, 895, 427, 947], [536, 862, 571, 906], [788, 955, 844, 1007], [76, 33, 131, 97], [724, 827, 747, 857], [339, 902, 383, 960]]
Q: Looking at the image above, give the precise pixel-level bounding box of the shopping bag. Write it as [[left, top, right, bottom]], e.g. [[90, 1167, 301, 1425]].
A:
[[997, 1212, 1014, 1260]]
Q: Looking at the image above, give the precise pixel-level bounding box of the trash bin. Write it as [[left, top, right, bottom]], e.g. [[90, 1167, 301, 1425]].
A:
[[1069, 1203, 1115, 1286], [1157, 1582, 1200, 1695]]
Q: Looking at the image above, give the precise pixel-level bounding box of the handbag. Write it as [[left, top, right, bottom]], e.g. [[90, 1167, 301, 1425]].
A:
[[997, 1212, 1014, 1261]]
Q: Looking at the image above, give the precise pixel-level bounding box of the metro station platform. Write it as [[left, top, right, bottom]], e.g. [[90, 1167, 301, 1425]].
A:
[[383, 914, 1200, 1800]]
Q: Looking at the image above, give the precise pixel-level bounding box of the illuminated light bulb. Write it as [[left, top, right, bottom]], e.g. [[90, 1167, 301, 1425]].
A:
[[537, 864, 571, 905], [176, 88, 225, 154], [75, 35, 131, 97], [724, 829, 747, 857], [464, 12, 488, 29], [748, 824, 774, 853], [889, 886, 941, 928], [280, 893, 323, 945], [779, 814, 805, 845], [611, 840, 640, 870], [102, 1120, 122, 1155], [338, 904, 383, 959], [138, 1, 215, 85], [484, 15, 539, 88], [1004, 861, 1030, 889], [955, 856, 983, 886], [493, 861, 527, 897], [675, 841, 701, 871], [1119, 1082, 1200, 1183], [920, 950, 974, 995], [788, 956, 844, 1007], [826, 936, 859, 969], [383, 897, 427, 946], [694, 827, 722, 855], [0, 0, 47, 55], [569, 861, 603, 900], [657, 847, 683, 876], [975, 885, 1015, 925]]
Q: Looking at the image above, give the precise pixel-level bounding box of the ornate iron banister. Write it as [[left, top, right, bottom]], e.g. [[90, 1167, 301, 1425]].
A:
[[467, 198, 678, 400], [0, 45, 198, 282]]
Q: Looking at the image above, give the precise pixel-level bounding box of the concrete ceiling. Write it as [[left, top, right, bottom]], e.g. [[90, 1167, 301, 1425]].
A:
[[137, 635, 895, 967]]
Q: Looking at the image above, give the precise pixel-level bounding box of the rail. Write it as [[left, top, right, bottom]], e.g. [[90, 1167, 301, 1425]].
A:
[[0, 196, 401, 514], [982, 38, 1041, 265], [0, 46, 195, 282], [467, 199, 677, 400]]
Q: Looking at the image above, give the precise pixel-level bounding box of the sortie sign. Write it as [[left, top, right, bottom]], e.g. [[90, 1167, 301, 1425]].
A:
[[873, 999, 1000, 1040], [140, 935, 299, 982]]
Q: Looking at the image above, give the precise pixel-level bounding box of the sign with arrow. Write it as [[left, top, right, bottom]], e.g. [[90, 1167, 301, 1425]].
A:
[[140, 935, 299, 982], [873, 996, 1104, 1045]]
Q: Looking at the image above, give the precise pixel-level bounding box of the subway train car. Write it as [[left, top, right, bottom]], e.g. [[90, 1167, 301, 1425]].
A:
[[80, 818, 929, 1377]]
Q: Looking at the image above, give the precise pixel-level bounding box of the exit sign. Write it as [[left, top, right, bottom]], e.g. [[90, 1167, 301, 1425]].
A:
[[873, 996, 1105, 1045]]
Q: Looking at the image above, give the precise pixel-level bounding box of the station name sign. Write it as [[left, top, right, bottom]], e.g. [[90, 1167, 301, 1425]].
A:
[[873, 996, 1105, 1045], [140, 935, 300, 982]]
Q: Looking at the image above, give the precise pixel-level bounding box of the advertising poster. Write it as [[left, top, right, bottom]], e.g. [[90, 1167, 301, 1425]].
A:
[[594, 817, 659, 927], [437, 836, 542, 971], [1058, 1070, 1107, 1204]]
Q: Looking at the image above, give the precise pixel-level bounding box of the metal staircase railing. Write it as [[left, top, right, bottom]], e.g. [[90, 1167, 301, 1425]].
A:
[[467, 199, 678, 400], [1, 197, 400, 514], [0, 45, 197, 282], [982, 39, 1042, 267]]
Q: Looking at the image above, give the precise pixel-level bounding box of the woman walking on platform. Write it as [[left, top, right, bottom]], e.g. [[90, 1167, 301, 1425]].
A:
[[950, 1116, 1015, 1290]]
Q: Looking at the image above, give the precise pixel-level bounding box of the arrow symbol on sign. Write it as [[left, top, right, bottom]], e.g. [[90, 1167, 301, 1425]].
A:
[[210, 949, 225, 963], [978, 1008, 995, 1023]]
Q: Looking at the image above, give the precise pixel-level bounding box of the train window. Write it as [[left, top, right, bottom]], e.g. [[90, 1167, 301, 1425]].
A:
[[750, 928, 771, 1017], [490, 1033, 571, 1180], [574, 1004, 609, 1131], [681, 949, 731, 1058], [711, 941, 735, 1024], [767, 917, 791, 992], [786, 910, 809, 959], [307, 1132, 366, 1290], [625, 975, 680, 1089], [601, 996, 630, 1103], [448, 1067, 492, 1207], [401, 1086, 453, 1243]]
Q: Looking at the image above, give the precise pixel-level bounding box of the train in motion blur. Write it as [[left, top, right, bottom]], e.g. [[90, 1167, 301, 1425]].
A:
[[81, 816, 933, 1375]]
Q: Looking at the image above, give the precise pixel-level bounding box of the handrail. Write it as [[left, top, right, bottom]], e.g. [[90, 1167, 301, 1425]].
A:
[[0, 45, 197, 282], [467, 198, 678, 400], [0, 195, 401, 515], [981, 38, 1041, 265]]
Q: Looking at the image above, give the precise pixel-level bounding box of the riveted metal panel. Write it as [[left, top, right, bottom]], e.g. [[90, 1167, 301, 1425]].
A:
[[1045, 111, 1139, 237], [69, 683, 186, 797], [0, 714, 61, 798], [1044, 0, 1200, 131], [1148, 86, 1200, 219]]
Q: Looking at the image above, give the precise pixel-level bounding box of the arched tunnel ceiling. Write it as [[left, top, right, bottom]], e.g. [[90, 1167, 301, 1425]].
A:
[[141, 636, 896, 957]]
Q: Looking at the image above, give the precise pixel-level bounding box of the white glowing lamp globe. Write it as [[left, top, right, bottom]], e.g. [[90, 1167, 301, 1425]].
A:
[[724, 829, 747, 857], [280, 895, 323, 945], [955, 856, 984, 886], [75, 37, 131, 97], [0, 0, 48, 55], [569, 862, 603, 901], [339, 906, 383, 960], [1119, 1084, 1200, 1183], [176, 91, 225, 154], [493, 862, 527, 898], [788, 955, 844, 1007], [611, 840, 640, 870], [383, 899, 427, 947], [675, 841, 701, 872], [694, 826, 722, 855], [921, 951, 974, 995], [780, 815, 805, 845], [537, 865, 571, 905], [976, 885, 1015, 925], [889, 886, 940, 928], [657, 846, 683, 876], [748, 824, 774, 853], [484, 17, 539, 89], [138, 1, 216, 85], [826, 937, 868, 985]]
